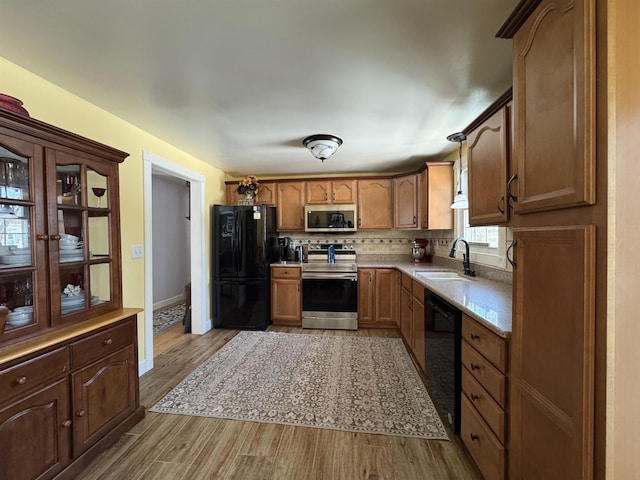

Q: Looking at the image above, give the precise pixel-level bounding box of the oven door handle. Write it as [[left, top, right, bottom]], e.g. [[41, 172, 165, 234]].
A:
[[302, 272, 358, 281]]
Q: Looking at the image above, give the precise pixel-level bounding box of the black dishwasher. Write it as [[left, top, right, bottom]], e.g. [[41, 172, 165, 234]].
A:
[[424, 289, 462, 435]]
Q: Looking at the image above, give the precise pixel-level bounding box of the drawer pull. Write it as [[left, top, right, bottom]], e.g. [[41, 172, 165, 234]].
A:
[[470, 333, 480, 340], [76, 410, 86, 417], [103, 338, 113, 346], [470, 433, 479, 442], [62, 420, 72, 428], [470, 393, 480, 401], [470, 363, 480, 371], [16, 376, 27, 385]]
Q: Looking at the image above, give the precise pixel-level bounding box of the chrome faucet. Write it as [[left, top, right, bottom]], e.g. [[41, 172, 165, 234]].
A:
[[449, 238, 476, 277]]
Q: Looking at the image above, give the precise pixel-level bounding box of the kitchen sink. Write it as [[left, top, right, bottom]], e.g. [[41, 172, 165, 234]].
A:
[[415, 271, 469, 281]]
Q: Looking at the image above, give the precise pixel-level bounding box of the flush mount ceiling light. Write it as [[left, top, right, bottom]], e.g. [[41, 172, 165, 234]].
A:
[[447, 132, 469, 210], [302, 134, 343, 162]]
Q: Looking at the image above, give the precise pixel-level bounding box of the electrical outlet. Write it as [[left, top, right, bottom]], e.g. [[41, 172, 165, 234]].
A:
[[131, 244, 144, 259]]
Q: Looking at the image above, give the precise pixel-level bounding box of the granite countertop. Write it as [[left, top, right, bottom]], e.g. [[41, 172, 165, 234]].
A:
[[359, 261, 512, 338]]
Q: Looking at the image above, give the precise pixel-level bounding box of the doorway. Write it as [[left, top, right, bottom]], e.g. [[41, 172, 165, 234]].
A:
[[141, 151, 207, 375]]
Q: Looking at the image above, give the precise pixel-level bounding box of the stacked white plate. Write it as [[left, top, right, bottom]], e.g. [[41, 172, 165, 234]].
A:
[[0, 247, 32, 266], [61, 292, 85, 314], [7, 305, 33, 327], [59, 245, 83, 262]]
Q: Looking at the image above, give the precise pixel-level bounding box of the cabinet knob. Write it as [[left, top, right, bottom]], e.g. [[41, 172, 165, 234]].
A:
[[16, 376, 27, 385], [51, 234, 61, 241], [470, 363, 480, 371], [76, 410, 86, 417], [62, 420, 72, 428], [470, 433, 479, 442], [470, 333, 480, 341], [103, 338, 113, 346], [36, 234, 49, 241], [470, 393, 480, 401]]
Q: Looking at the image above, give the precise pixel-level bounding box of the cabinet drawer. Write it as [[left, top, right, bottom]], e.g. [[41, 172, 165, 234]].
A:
[[71, 321, 135, 369], [462, 314, 507, 372], [271, 267, 301, 279], [461, 395, 505, 480], [0, 346, 69, 404], [462, 340, 506, 407], [462, 367, 506, 443]]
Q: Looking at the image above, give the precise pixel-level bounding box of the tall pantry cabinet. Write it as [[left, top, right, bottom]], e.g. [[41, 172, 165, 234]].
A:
[[0, 108, 143, 480], [497, 0, 606, 478]]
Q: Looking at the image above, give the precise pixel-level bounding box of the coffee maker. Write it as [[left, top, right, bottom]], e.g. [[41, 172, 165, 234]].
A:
[[411, 238, 430, 263], [277, 237, 291, 262]]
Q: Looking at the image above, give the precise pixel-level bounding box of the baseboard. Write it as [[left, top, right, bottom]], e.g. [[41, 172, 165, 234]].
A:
[[139, 357, 152, 376], [153, 294, 184, 311]]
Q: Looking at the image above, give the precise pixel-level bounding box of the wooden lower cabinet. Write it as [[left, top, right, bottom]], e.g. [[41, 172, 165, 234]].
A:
[[398, 274, 425, 369], [461, 314, 508, 480], [0, 312, 143, 480], [357, 268, 398, 328], [271, 266, 301, 326]]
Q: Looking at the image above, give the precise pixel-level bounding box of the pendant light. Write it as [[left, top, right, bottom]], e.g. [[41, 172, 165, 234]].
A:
[[447, 132, 468, 209]]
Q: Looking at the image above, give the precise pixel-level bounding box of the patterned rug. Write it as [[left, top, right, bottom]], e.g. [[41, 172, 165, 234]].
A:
[[150, 331, 449, 440], [153, 302, 185, 335]]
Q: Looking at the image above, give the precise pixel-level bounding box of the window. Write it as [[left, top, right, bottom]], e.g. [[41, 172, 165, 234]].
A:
[[452, 165, 508, 269]]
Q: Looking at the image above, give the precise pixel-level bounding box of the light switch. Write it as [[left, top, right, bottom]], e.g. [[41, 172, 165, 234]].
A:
[[132, 244, 144, 259]]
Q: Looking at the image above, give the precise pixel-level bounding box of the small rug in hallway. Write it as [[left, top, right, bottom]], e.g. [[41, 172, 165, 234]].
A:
[[150, 331, 449, 440], [153, 303, 185, 335]]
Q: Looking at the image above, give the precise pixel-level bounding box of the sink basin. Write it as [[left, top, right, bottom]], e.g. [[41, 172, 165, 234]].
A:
[[415, 271, 468, 281]]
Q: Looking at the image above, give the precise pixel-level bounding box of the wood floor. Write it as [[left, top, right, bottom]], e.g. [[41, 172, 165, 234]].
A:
[[76, 325, 483, 480]]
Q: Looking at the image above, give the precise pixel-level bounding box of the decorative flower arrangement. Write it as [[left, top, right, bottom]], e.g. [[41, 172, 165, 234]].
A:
[[237, 174, 259, 197]]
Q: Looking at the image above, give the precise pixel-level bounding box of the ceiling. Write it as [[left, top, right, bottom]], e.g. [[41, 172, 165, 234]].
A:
[[0, 1, 516, 177]]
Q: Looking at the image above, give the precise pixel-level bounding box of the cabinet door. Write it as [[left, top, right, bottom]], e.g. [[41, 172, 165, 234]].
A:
[[332, 179, 357, 204], [374, 269, 397, 325], [277, 182, 305, 231], [357, 269, 375, 325], [509, 225, 595, 480], [512, 0, 595, 214], [48, 149, 121, 325], [270, 278, 301, 325], [412, 285, 425, 370], [305, 181, 331, 204], [394, 175, 418, 229], [420, 165, 453, 230], [0, 134, 47, 340], [0, 378, 71, 480], [226, 183, 242, 205], [72, 346, 137, 456], [467, 107, 509, 225], [400, 286, 412, 345], [256, 181, 277, 206], [357, 179, 393, 229]]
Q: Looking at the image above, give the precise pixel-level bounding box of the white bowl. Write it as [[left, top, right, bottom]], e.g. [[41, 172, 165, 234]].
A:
[[7, 311, 32, 327], [60, 234, 79, 241]]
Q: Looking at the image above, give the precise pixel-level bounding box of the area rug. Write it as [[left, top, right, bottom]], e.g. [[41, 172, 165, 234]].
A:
[[150, 331, 449, 440], [153, 302, 185, 335]]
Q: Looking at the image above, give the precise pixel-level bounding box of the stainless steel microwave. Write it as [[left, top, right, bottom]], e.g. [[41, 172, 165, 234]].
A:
[[304, 204, 358, 233]]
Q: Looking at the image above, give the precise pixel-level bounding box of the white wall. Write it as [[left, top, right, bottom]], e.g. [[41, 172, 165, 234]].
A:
[[152, 175, 191, 309]]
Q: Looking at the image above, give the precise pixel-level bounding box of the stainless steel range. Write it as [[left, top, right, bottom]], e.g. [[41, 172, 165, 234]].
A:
[[301, 243, 358, 330]]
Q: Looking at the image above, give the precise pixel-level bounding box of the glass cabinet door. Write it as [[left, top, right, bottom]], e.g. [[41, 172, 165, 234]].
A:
[[0, 143, 40, 337], [53, 158, 115, 323]]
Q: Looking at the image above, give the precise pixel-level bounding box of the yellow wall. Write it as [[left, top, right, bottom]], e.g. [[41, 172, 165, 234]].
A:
[[0, 57, 226, 363]]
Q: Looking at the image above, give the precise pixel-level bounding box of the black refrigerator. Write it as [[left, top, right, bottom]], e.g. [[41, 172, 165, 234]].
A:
[[212, 204, 278, 329]]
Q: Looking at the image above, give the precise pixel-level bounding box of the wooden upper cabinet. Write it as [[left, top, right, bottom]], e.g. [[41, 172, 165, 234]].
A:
[[306, 180, 331, 204], [256, 181, 277, 206], [306, 179, 357, 204], [332, 179, 358, 204], [357, 179, 393, 229], [277, 182, 305, 231], [467, 104, 510, 226], [420, 164, 454, 230], [508, 0, 595, 214], [225, 183, 242, 205], [394, 174, 419, 229]]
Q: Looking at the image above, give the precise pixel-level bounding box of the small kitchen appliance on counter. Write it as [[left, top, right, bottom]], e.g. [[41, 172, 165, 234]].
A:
[[411, 238, 430, 263], [277, 237, 291, 263]]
